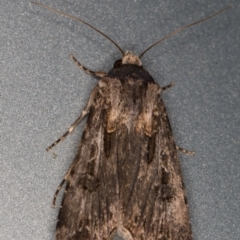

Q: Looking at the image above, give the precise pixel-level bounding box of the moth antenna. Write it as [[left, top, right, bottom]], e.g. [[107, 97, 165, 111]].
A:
[[31, 2, 124, 56], [139, 6, 232, 59]]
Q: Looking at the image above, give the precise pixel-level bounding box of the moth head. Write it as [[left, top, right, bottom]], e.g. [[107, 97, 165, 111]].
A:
[[114, 51, 142, 68]]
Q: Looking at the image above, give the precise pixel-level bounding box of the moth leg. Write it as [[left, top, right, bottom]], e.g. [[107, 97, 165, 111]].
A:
[[51, 162, 74, 208], [51, 179, 65, 208], [162, 83, 174, 91], [46, 85, 99, 151], [176, 145, 195, 155], [52, 148, 81, 207], [46, 109, 88, 151], [70, 54, 107, 78]]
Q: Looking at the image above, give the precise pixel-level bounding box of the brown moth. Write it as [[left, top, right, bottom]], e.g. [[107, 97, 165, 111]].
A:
[[31, 3, 231, 239]]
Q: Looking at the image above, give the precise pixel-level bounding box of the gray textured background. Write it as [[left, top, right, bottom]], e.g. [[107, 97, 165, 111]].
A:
[[1, 0, 240, 239]]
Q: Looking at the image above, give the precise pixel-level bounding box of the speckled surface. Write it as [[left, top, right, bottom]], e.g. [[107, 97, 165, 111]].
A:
[[1, 0, 240, 239]]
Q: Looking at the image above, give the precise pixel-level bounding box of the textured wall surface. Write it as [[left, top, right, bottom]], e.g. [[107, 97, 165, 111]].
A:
[[1, 0, 239, 239]]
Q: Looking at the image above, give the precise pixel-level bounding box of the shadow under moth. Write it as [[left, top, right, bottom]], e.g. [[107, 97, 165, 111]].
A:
[[31, 3, 231, 240]]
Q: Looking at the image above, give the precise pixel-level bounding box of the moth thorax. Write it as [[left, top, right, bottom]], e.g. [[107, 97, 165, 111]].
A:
[[122, 50, 142, 66]]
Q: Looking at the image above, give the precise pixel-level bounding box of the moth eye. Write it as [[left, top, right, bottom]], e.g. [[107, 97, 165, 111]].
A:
[[114, 59, 122, 68]]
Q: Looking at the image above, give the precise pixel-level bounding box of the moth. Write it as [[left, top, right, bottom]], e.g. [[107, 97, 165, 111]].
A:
[[31, 3, 231, 239]]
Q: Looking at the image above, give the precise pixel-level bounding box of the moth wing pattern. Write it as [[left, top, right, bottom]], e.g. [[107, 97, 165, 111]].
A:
[[55, 65, 192, 240], [31, 3, 233, 239]]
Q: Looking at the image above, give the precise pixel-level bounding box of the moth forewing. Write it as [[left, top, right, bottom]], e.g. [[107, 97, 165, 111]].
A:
[[55, 61, 192, 239]]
